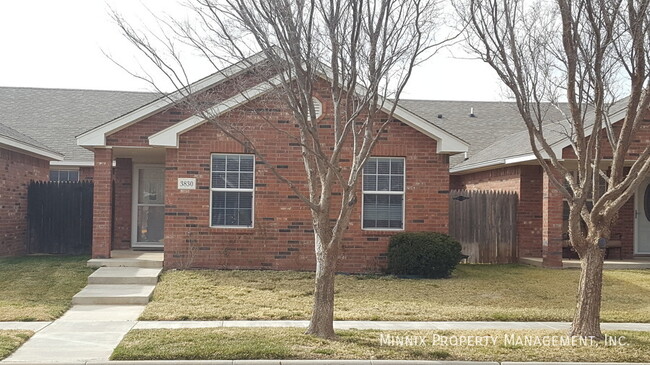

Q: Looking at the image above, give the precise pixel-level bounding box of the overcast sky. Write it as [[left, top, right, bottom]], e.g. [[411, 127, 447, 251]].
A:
[[0, 0, 507, 101]]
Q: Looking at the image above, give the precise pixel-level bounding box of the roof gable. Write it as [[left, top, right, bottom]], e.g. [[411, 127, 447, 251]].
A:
[[144, 61, 468, 154], [76, 52, 269, 147]]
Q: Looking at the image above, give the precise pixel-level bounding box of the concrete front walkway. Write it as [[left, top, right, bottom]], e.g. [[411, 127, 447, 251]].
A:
[[3, 251, 163, 363], [4, 305, 145, 362]]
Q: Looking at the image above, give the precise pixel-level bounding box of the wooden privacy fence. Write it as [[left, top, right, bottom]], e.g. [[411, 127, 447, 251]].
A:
[[449, 189, 518, 264], [27, 181, 93, 255]]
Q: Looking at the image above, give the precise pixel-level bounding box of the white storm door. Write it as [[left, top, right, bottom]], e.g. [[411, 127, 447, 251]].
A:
[[132, 165, 165, 249], [635, 177, 650, 254]]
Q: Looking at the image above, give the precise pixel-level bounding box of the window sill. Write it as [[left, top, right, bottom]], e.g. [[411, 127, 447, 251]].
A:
[[361, 229, 403, 236], [209, 227, 256, 234]]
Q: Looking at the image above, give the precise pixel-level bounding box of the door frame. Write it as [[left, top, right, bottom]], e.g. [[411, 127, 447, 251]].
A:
[[131, 164, 166, 249], [634, 176, 650, 255]]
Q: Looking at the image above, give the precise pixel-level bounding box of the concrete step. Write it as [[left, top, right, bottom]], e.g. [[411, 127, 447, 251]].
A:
[[87, 258, 162, 269], [88, 267, 162, 285], [72, 284, 156, 305]]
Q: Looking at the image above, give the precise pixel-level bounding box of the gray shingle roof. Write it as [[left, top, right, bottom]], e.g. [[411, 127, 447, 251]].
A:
[[0, 87, 158, 162], [0, 122, 59, 156], [399, 100, 567, 167], [447, 97, 630, 172]]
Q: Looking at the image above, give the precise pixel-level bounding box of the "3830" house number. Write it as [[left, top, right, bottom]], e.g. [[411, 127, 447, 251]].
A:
[[177, 178, 196, 190]]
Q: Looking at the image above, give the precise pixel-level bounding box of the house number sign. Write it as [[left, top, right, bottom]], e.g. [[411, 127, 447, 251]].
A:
[[177, 178, 196, 190]]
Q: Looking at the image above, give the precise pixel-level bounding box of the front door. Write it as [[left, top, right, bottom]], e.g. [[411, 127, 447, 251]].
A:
[[635, 177, 650, 254], [132, 165, 165, 249]]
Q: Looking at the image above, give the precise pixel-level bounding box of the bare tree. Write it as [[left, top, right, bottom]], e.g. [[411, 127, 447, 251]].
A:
[[457, 0, 650, 338], [111, 0, 447, 339]]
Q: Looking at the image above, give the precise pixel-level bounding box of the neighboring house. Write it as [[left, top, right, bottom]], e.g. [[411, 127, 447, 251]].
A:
[[0, 123, 62, 256], [0, 87, 157, 181], [76, 57, 469, 272], [443, 98, 650, 267]]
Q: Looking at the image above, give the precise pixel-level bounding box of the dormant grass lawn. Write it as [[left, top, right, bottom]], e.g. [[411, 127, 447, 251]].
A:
[[140, 264, 650, 322], [0, 255, 92, 321], [0, 331, 32, 360], [112, 328, 650, 362]]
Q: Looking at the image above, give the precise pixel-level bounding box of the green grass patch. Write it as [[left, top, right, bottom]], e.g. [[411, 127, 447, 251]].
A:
[[0, 330, 32, 360], [141, 265, 650, 322], [111, 328, 650, 362], [0, 255, 92, 321]]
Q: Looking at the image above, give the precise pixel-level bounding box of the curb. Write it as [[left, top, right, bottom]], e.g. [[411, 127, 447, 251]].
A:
[[1, 361, 645, 365]]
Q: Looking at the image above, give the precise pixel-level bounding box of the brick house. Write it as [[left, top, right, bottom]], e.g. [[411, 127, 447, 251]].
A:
[[401, 99, 650, 268], [76, 57, 469, 272], [0, 123, 62, 256]]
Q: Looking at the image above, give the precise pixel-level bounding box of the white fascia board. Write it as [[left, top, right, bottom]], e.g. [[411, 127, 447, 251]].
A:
[[50, 160, 94, 167], [504, 154, 537, 164], [382, 100, 469, 154], [77, 53, 269, 147], [149, 76, 283, 147], [0, 136, 63, 161]]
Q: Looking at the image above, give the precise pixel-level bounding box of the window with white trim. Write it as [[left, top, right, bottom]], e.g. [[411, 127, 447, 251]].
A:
[[49, 169, 79, 182], [210, 154, 254, 227], [362, 157, 405, 229]]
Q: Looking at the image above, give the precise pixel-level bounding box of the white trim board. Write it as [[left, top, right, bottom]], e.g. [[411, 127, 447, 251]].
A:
[[149, 76, 284, 147], [0, 136, 63, 161]]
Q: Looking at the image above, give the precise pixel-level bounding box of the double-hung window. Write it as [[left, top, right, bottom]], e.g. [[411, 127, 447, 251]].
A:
[[210, 154, 254, 227], [362, 157, 405, 229], [50, 169, 79, 182]]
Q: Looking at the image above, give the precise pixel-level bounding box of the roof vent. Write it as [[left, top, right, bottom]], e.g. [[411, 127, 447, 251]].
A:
[[469, 107, 476, 118], [437, 114, 443, 119]]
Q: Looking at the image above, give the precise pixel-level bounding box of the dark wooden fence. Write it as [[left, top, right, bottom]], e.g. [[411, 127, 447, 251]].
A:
[[449, 189, 518, 264], [27, 181, 93, 255]]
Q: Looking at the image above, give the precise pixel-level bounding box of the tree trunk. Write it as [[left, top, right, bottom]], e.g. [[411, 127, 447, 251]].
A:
[[569, 243, 605, 339], [305, 234, 339, 339]]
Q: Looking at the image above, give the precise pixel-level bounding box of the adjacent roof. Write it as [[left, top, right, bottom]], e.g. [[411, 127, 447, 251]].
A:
[[0, 87, 157, 163], [399, 100, 569, 168], [0, 122, 62, 160], [446, 97, 630, 173]]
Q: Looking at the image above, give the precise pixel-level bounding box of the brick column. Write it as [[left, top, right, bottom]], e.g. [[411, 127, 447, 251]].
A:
[[112, 158, 133, 250], [542, 170, 564, 268], [92, 148, 114, 259]]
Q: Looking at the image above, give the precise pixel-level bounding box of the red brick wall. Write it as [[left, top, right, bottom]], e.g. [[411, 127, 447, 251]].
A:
[[518, 166, 543, 257], [0, 147, 49, 257], [160, 93, 450, 273], [542, 170, 564, 267], [79, 166, 94, 181], [112, 158, 132, 250], [453, 166, 521, 192], [92, 148, 113, 259]]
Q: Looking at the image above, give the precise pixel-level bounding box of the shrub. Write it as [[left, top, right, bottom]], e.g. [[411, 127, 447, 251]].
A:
[[386, 232, 463, 278]]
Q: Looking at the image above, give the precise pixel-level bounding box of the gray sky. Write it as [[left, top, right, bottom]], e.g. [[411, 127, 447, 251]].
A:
[[0, 0, 507, 101]]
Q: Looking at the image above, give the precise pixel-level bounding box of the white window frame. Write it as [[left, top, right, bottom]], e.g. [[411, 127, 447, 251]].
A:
[[49, 168, 80, 182], [361, 157, 406, 231], [210, 153, 255, 228]]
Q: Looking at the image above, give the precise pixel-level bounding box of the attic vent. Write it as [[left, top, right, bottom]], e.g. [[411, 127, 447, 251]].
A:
[[308, 97, 323, 121], [437, 114, 443, 119]]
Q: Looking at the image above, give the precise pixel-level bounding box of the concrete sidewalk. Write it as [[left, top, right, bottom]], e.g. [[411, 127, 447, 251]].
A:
[[0, 360, 645, 365], [4, 320, 650, 332]]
